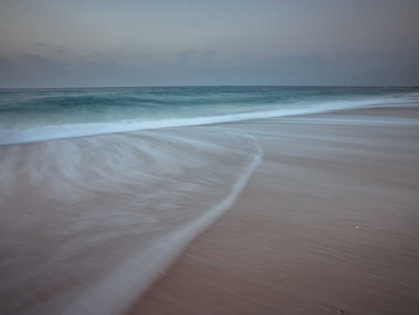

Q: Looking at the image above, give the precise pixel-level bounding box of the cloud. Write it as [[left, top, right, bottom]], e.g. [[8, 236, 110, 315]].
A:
[[19, 54, 54, 67], [35, 42, 49, 47], [0, 50, 417, 88], [57, 46, 67, 53], [34, 42, 67, 54]]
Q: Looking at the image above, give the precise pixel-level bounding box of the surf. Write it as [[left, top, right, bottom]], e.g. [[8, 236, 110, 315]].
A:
[[0, 89, 416, 145]]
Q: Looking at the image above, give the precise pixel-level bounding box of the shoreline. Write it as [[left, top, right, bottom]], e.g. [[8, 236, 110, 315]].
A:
[[129, 103, 418, 315], [1, 99, 416, 147]]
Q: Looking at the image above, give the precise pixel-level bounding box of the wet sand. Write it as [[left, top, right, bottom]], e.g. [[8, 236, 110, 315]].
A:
[[0, 127, 262, 315], [130, 105, 418, 315]]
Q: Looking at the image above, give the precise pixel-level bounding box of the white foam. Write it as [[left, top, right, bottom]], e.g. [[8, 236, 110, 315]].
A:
[[51, 131, 263, 315], [1, 127, 263, 315], [0, 95, 416, 145]]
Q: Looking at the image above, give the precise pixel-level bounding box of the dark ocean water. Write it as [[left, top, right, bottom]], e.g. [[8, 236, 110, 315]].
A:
[[0, 86, 417, 145]]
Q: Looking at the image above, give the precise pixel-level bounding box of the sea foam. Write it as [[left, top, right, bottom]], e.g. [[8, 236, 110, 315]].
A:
[[0, 127, 262, 315]]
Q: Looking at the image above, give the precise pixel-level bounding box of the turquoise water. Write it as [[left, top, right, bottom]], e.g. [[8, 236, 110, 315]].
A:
[[0, 86, 417, 144]]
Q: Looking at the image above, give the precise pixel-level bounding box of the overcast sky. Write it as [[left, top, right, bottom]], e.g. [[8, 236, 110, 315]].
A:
[[0, 0, 418, 88]]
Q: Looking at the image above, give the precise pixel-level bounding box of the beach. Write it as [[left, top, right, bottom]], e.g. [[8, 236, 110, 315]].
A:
[[0, 99, 418, 315], [131, 104, 418, 315], [1, 0, 418, 313]]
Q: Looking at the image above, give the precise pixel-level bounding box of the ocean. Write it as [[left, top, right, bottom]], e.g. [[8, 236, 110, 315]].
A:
[[0, 86, 417, 145], [0, 86, 417, 315]]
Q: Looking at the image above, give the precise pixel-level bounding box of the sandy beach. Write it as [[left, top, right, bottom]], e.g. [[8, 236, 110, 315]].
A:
[[1, 0, 418, 313], [131, 104, 418, 315]]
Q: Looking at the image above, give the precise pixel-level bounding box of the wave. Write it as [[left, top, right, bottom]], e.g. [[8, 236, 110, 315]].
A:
[[0, 93, 416, 145]]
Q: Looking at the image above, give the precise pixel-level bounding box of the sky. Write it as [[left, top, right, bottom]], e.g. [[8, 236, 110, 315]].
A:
[[0, 0, 418, 88]]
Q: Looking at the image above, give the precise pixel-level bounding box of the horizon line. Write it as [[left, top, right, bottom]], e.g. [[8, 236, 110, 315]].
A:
[[0, 85, 418, 91]]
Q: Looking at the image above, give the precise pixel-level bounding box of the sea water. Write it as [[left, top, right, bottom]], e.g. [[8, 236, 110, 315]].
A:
[[0, 86, 417, 145], [0, 86, 417, 315]]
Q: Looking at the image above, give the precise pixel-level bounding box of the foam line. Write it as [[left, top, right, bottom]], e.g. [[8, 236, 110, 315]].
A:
[[0, 96, 416, 146], [25, 130, 263, 315]]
